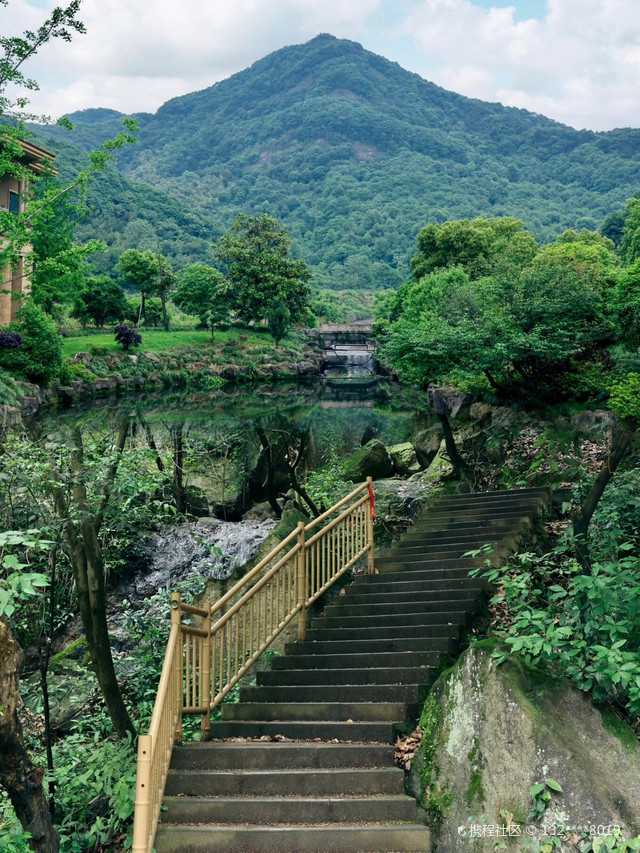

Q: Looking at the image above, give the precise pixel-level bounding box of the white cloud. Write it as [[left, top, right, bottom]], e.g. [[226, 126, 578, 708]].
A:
[[399, 0, 640, 129], [5, 0, 383, 116], [4, 0, 640, 129]]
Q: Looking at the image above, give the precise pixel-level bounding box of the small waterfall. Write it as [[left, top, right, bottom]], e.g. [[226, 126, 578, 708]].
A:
[[108, 519, 276, 651], [136, 518, 277, 597], [324, 345, 376, 376]]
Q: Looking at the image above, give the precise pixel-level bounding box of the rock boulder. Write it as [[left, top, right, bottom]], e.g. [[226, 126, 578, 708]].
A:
[[388, 442, 421, 477], [413, 645, 640, 852], [343, 439, 394, 482]]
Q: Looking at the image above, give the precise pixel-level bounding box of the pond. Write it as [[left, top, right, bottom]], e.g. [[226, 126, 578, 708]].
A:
[[15, 379, 436, 615], [32, 378, 435, 514]]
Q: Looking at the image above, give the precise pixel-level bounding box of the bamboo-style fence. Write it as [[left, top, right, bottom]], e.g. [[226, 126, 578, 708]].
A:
[[131, 478, 375, 853]]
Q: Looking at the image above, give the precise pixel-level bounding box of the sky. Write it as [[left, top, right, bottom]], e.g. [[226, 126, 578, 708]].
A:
[[6, 0, 640, 131]]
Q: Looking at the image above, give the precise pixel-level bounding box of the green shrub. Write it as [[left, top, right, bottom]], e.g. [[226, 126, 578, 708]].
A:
[[0, 367, 22, 405], [0, 301, 62, 384], [609, 373, 640, 422], [59, 362, 97, 384], [473, 547, 640, 716]]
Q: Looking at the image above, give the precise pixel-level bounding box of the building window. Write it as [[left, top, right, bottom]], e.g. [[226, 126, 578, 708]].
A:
[[8, 191, 19, 214]]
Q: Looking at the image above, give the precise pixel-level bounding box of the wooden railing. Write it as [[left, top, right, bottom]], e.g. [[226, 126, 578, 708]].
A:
[[131, 478, 375, 853]]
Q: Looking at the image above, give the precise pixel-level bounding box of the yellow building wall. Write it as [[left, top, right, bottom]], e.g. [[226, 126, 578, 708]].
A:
[[1, 174, 30, 327]]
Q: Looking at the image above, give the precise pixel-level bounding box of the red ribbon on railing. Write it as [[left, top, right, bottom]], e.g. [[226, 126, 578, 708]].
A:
[[368, 482, 375, 518]]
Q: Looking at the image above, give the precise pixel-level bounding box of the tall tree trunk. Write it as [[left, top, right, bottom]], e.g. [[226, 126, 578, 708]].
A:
[[39, 545, 58, 816], [572, 427, 633, 574], [286, 433, 321, 518], [140, 416, 164, 473], [54, 421, 137, 740], [433, 389, 471, 484], [256, 427, 283, 519], [0, 620, 60, 853], [137, 291, 145, 327], [160, 293, 169, 331], [171, 424, 186, 514]]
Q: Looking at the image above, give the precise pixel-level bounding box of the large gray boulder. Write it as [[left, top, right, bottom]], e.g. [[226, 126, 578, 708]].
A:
[[570, 409, 615, 442], [343, 439, 394, 482], [413, 426, 443, 469], [412, 646, 640, 852], [388, 442, 421, 477], [409, 440, 453, 485]]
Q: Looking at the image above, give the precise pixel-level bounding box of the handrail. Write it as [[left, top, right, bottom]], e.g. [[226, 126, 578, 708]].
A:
[[131, 619, 182, 853], [131, 477, 375, 853]]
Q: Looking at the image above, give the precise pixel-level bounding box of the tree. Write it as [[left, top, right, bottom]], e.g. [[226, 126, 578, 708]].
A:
[[599, 210, 626, 248], [266, 299, 291, 347], [173, 263, 230, 341], [0, 5, 136, 848], [572, 373, 639, 572], [215, 213, 310, 325], [117, 248, 175, 330], [614, 259, 640, 351], [410, 216, 537, 281], [27, 173, 106, 316], [114, 323, 142, 349], [620, 197, 640, 264], [381, 231, 619, 399], [0, 300, 62, 384], [51, 422, 137, 740], [0, 532, 56, 853], [71, 275, 127, 327]]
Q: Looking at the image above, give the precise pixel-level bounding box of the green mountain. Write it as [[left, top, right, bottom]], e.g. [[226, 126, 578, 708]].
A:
[[36, 34, 640, 288]]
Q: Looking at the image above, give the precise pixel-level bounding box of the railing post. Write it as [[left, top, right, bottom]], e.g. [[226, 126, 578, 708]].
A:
[[366, 476, 375, 575], [201, 601, 211, 740], [171, 592, 183, 743], [296, 521, 307, 641], [132, 734, 152, 853]]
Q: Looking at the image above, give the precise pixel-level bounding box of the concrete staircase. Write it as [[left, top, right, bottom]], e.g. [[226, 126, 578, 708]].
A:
[[154, 487, 549, 853]]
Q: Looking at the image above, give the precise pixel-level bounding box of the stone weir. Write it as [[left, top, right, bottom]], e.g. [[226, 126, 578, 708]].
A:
[[303, 323, 378, 377], [154, 486, 550, 853]]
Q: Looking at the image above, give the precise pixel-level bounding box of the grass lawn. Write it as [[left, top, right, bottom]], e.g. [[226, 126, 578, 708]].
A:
[[61, 328, 273, 359]]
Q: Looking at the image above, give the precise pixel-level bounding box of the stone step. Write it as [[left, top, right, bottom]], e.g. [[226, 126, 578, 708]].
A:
[[312, 608, 472, 629], [368, 563, 491, 580], [422, 496, 540, 512], [335, 576, 480, 604], [162, 794, 419, 825], [429, 487, 549, 504], [398, 522, 525, 544], [284, 636, 455, 656], [169, 742, 396, 771], [208, 719, 399, 741], [385, 530, 518, 550], [337, 583, 480, 602], [411, 507, 533, 526], [368, 556, 486, 574], [256, 666, 436, 687], [376, 556, 488, 583], [304, 622, 462, 642], [220, 701, 411, 722], [165, 767, 406, 798], [270, 650, 444, 670], [154, 823, 431, 853], [239, 683, 422, 704], [323, 585, 484, 616], [346, 575, 480, 597]]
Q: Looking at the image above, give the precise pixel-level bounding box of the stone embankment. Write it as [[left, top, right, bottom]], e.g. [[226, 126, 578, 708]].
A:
[[0, 342, 325, 421]]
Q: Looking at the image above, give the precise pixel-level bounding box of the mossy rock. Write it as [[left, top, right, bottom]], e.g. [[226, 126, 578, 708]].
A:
[[388, 442, 421, 477], [413, 646, 640, 852], [342, 439, 394, 482]]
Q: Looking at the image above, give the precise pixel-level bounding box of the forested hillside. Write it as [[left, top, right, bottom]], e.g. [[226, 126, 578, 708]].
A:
[[34, 34, 640, 288]]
